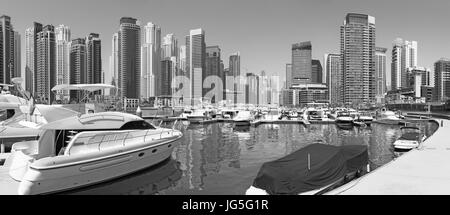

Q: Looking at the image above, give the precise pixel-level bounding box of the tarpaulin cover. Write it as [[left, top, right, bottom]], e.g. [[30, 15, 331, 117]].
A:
[[252, 144, 368, 195]]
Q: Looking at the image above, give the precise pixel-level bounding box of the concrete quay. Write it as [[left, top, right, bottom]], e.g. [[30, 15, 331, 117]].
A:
[[326, 115, 449, 195]]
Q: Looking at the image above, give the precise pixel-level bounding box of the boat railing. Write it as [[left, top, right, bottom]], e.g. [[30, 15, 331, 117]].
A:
[[78, 114, 125, 124], [64, 128, 178, 156]]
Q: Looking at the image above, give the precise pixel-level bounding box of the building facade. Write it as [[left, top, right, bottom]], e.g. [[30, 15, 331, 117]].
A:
[[0, 15, 18, 84], [205, 46, 222, 101], [341, 13, 376, 105], [434, 58, 450, 102], [13, 31, 20, 79], [55, 25, 70, 101], [141, 22, 161, 99], [285, 63, 292, 89], [86, 33, 102, 85], [324, 53, 342, 106], [375, 47, 387, 103], [118, 17, 141, 99], [69, 38, 86, 101], [391, 38, 418, 90], [25, 22, 43, 95], [186, 29, 205, 105], [162, 33, 178, 59], [291, 41, 312, 86], [36, 25, 56, 104], [311, 59, 322, 84]]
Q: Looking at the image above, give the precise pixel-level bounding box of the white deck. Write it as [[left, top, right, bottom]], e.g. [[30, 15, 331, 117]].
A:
[[0, 153, 20, 195], [326, 119, 450, 195]]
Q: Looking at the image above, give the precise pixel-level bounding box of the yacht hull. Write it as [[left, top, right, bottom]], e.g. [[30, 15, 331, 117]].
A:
[[234, 120, 251, 126], [187, 116, 208, 124], [17, 138, 180, 195]]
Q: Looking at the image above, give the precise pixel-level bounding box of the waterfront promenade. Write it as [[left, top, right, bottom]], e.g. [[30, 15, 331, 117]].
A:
[[326, 116, 450, 195]]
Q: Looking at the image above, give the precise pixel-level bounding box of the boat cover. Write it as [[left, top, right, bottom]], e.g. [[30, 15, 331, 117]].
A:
[[252, 144, 368, 194]]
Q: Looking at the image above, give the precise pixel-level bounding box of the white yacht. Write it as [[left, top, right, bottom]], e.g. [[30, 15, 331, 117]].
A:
[[264, 108, 282, 121], [233, 110, 254, 126], [0, 104, 80, 151], [0, 112, 183, 195], [353, 111, 374, 126], [304, 108, 325, 121], [393, 126, 426, 151], [375, 109, 404, 125], [187, 108, 211, 123], [335, 111, 354, 124], [179, 108, 193, 120]]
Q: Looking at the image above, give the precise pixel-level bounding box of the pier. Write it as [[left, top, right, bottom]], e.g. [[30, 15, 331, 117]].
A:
[[326, 115, 449, 195]]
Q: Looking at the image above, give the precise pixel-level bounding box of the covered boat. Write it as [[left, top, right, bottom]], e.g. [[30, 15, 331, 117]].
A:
[[246, 144, 368, 195]]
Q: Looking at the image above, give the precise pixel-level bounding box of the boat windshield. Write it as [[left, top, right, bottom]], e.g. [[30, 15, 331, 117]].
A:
[[337, 112, 350, 117], [120, 120, 156, 130]]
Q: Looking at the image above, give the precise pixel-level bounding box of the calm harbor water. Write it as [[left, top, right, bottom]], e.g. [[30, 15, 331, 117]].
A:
[[67, 120, 438, 195]]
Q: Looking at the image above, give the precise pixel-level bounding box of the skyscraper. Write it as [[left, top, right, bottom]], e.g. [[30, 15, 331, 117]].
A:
[[340, 13, 376, 105], [285, 63, 292, 89], [36, 25, 56, 104], [205, 46, 221, 100], [229, 52, 241, 104], [434, 58, 450, 101], [324, 53, 342, 105], [0, 15, 16, 84], [13, 31, 20, 79], [375, 47, 387, 102], [160, 58, 173, 97], [391, 38, 418, 90], [291, 41, 312, 86], [25, 22, 43, 95], [162, 33, 178, 59], [141, 22, 161, 99], [86, 33, 102, 85], [109, 33, 119, 96], [118, 17, 141, 99], [69, 38, 86, 101], [178, 45, 186, 76], [55, 25, 70, 101], [186, 28, 205, 105], [311, 59, 322, 84]]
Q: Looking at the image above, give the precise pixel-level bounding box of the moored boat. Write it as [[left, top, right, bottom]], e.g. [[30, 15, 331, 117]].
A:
[[0, 112, 183, 195], [245, 144, 368, 195], [393, 126, 426, 151], [233, 110, 254, 126], [353, 111, 374, 126], [335, 111, 353, 124]]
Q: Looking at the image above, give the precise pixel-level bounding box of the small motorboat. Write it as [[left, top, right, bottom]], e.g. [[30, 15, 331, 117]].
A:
[[335, 111, 354, 125], [304, 108, 324, 121], [233, 110, 254, 126], [264, 108, 282, 121], [186, 109, 210, 123], [353, 112, 373, 126], [393, 126, 426, 151], [375, 109, 404, 125], [246, 144, 368, 195], [0, 112, 183, 195]]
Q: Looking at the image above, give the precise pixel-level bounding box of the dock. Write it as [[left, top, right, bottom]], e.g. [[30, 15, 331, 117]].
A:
[[326, 116, 449, 195]]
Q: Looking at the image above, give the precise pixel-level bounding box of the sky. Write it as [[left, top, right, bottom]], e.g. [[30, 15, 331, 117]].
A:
[[3, 0, 450, 87]]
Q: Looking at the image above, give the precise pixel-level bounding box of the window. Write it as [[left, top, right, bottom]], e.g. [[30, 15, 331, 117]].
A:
[[120, 120, 156, 130]]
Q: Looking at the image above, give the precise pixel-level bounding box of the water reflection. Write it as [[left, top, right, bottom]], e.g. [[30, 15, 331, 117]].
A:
[[67, 120, 438, 195], [63, 158, 182, 195]]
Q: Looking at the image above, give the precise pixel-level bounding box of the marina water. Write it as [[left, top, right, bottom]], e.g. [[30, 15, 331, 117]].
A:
[[65, 121, 438, 195]]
